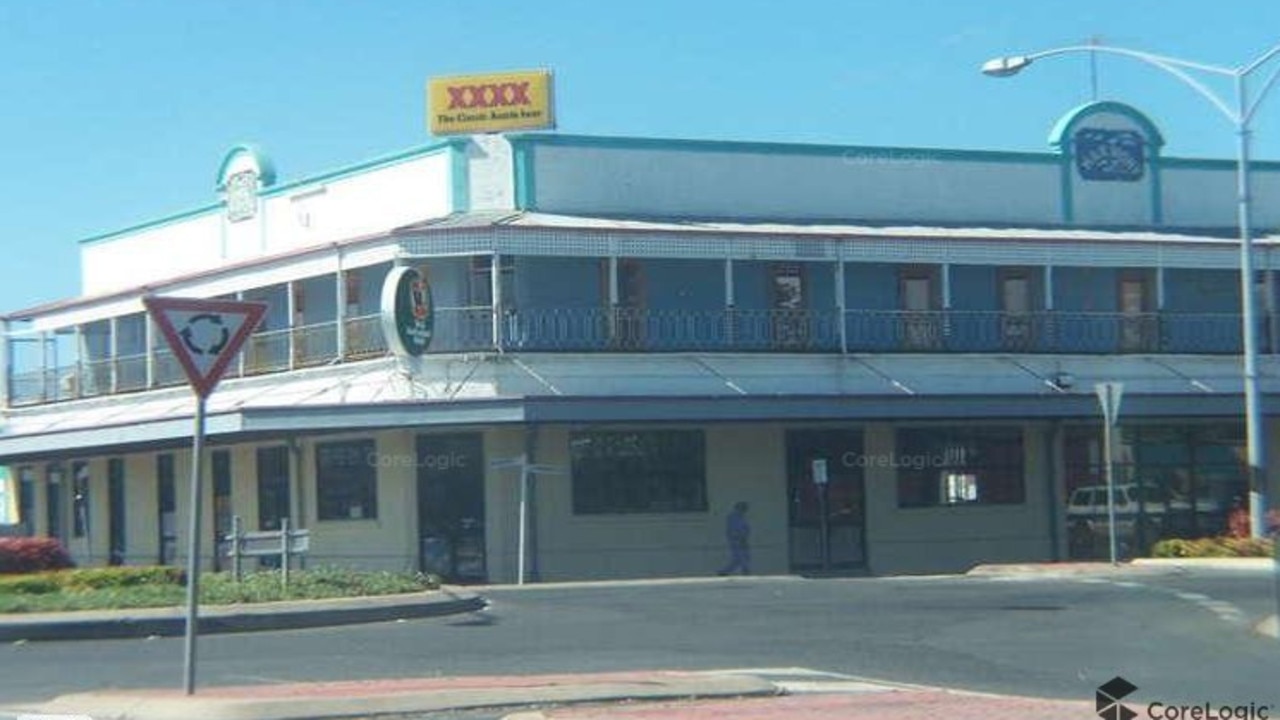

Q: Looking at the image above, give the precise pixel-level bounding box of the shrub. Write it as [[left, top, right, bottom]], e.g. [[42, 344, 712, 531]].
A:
[[1151, 536, 1274, 558], [58, 566, 185, 591], [0, 574, 61, 595], [0, 538, 74, 574]]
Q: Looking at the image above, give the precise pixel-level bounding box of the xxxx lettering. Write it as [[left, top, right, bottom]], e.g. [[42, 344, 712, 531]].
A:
[[447, 82, 532, 109]]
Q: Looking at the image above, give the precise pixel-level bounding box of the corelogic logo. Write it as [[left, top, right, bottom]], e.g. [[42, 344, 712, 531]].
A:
[[446, 82, 532, 109], [1095, 676, 1274, 720], [1097, 677, 1138, 720]]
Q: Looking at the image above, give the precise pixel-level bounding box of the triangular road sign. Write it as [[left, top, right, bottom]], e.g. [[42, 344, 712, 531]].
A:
[[144, 296, 267, 398]]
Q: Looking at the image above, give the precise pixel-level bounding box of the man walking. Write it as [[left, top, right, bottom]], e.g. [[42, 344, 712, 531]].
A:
[[718, 501, 751, 575]]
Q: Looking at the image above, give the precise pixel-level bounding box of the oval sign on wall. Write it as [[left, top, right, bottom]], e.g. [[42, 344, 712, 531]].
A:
[[380, 266, 434, 357]]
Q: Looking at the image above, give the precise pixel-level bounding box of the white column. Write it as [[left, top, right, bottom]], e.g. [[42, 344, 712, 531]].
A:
[[491, 253, 503, 350], [835, 258, 847, 354], [0, 318, 10, 408], [286, 281, 297, 371], [145, 316, 155, 388], [108, 317, 119, 394], [335, 249, 347, 361]]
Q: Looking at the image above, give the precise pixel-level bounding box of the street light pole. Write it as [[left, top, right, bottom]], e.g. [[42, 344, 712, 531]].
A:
[[983, 41, 1280, 540]]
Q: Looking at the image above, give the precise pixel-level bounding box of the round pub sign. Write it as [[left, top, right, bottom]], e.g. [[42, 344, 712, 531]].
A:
[[380, 266, 434, 357]]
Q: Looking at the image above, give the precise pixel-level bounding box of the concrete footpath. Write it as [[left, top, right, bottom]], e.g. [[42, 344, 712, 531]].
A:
[[0, 587, 486, 642]]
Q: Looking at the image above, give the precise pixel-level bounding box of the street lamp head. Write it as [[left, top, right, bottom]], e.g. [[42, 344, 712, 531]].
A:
[[981, 55, 1033, 77]]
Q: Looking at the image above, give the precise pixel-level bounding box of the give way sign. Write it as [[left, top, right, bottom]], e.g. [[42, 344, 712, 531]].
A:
[[143, 296, 267, 398]]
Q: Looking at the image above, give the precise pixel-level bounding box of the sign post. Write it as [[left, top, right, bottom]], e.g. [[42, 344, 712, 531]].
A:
[[812, 459, 830, 571], [144, 296, 265, 695], [490, 455, 562, 585], [1095, 382, 1125, 566]]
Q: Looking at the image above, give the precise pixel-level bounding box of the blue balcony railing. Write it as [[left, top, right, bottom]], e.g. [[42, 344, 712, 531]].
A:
[[4, 307, 1260, 407]]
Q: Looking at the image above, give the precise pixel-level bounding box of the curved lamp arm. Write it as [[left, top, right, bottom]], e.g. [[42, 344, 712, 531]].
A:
[[983, 44, 1240, 125]]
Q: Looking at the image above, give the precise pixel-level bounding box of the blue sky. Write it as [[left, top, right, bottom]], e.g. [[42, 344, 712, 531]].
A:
[[2, 1, 1280, 312]]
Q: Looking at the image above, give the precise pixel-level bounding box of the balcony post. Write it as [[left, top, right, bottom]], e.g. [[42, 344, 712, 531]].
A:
[[835, 257, 847, 354], [236, 290, 247, 378], [724, 257, 735, 347], [0, 318, 9, 409], [109, 316, 119, 394], [287, 281, 297, 371], [491, 252, 504, 351], [40, 330, 50, 402], [145, 316, 156, 388], [335, 252, 347, 361]]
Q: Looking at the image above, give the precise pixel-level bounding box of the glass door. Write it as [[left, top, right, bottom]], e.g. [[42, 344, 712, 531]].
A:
[[786, 429, 867, 572]]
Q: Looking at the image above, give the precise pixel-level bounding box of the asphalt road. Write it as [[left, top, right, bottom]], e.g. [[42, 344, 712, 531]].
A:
[[1, 565, 1276, 710]]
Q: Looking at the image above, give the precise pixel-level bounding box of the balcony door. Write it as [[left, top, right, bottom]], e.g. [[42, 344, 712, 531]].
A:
[[899, 266, 941, 350], [1119, 270, 1156, 352], [771, 263, 810, 349], [999, 268, 1037, 351], [605, 259, 645, 349]]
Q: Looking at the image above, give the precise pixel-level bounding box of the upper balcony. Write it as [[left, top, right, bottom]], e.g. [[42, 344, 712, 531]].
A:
[[5, 303, 1263, 408]]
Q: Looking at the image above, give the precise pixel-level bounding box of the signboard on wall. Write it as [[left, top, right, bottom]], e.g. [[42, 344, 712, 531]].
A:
[[381, 266, 435, 357], [428, 69, 555, 135]]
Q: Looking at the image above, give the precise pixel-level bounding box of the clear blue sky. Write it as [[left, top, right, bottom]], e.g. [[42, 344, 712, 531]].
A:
[[3, 1, 1280, 313]]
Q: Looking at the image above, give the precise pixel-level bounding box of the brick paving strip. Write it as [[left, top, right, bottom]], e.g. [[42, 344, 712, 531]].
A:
[[12, 671, 779, 720], [514, 691, 1093, 720]]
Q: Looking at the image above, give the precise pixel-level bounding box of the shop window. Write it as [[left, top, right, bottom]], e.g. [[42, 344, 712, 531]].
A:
[[570, 430, 706, 514], [316, 439, 378, 520], [257, 446, 291, 531], [896, 427, 1025, 507]]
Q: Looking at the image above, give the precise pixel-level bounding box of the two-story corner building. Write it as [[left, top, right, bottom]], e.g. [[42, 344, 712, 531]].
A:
[[2, 100, 1278, 583]]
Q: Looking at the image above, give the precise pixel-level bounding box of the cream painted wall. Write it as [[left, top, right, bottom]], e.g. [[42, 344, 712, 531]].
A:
[[299, 430, 418, 572], [528, 423, 787, 581], [863, 422, 1055, 575], [122, 453, 157, 566]]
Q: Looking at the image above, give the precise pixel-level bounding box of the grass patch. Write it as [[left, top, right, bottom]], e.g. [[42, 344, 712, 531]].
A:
[[0, 567, 439, 614]]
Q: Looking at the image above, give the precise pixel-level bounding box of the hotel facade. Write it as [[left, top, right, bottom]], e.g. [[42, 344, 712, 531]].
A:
[[2, 100, 1278, 582]]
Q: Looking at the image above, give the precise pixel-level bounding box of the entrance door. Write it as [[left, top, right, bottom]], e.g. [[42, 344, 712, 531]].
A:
[[1119, 270, 1156, 352], [786, 429, 867, 571], [417, 433, 486, 583]]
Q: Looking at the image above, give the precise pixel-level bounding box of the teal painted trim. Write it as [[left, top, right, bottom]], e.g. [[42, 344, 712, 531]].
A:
[[215, 144, 278, 189], [505, 132, 1062, 166], [450, 140, 471, 213], [512, 139, 537, 210], [78, 203, 223, 246], [263, 139, 458, 198], [1048, 101, 1166, 150], [1162, 156, 1280, 171]]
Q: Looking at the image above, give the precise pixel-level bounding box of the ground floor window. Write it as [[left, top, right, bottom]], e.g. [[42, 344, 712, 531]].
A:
[[896, 427, 1025, 507], [1064, 424, 1245, 559], [570, 429, 706, 514], [316, 439, 378, 520]]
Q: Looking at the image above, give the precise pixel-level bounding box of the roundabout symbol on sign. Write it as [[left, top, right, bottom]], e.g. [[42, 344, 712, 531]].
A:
[[179, 314, 231, 357]]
